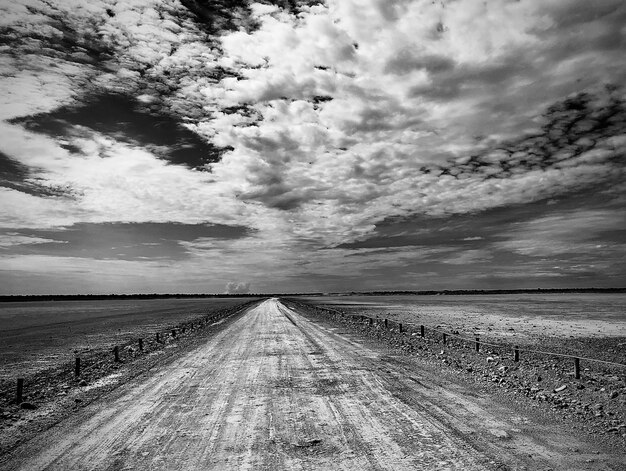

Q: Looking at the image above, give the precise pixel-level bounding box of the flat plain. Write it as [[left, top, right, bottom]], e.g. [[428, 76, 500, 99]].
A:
[[2, 299, 624, 470], [0, 297, 257, 380], [0, 295, 625, 470], [298, 293, 626, 339]]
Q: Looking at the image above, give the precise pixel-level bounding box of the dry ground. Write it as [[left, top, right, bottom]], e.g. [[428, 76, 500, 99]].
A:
[[0, 299, 624, 470]]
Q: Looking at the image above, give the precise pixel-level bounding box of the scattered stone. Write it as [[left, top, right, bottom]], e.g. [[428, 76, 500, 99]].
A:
[[78, 380, 88, 387], [554, 385, 567, 393], [486, 357, 495, 363], [488, 429, 510, 440], [609, 391, 619, 399]]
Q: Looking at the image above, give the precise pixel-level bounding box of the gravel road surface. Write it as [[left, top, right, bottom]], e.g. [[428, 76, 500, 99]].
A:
[[1, 299, 618, 470]]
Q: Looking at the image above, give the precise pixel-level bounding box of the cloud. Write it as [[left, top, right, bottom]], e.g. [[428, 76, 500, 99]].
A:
[[225, 281, 250, 294], [0, 234, 67, 249], [0, 222, 252, 261], [11, 92, 230, 169], [495, 209, 626, 257], [1, 0, 626, 293]]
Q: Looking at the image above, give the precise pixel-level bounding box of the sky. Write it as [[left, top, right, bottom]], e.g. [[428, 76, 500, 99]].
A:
[[0, 0, 625, 295]]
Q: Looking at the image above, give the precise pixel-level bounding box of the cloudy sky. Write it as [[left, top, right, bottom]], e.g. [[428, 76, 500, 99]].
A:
[[1, 0, 625, 294]]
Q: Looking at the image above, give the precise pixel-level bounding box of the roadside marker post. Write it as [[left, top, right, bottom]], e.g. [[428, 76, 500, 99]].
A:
[[15, 378, 24, 404], [369, 317, 373, 326], [514, 346, 520, 362], [420, 325, 425, 338], [399, 323, 403, 333], [138, 338, 144, 351], [113, 346, 120, 362], [75, 357, 81, 377], [475, 337, 480, 352], [384, 319, 388, 329], [574, 357, 581, 379], [442, 333, 447, 345]]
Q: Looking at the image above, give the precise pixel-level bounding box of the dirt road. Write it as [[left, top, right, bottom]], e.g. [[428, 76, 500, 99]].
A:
[[0, 299, 620, 470]]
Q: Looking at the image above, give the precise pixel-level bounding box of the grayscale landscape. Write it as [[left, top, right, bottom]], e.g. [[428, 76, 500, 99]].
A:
[[1, 0, 625, 469]]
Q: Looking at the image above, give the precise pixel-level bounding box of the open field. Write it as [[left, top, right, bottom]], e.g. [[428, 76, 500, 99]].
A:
[[297, 293, 626, 340], [2, 299, 624, 470], [0, 297, 258, 380]]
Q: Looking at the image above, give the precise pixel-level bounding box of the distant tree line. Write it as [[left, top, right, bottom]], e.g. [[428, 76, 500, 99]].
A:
[[0, 293, 261, 302], [324, 288, 626, 296], [0, 287, 623, 302]]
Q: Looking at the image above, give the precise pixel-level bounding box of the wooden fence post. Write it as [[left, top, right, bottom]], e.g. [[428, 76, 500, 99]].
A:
[[420, 325, 425, 338], [369, 317, 373, 326], [514, 346, 519, 362], [75, 357, 81, 377], [399, 323, 403, 333], [574, 357, 580, 379], [156, 332, 161, 343], [171, 329, 176, 338], [138, 338, 144, 351], [384, 318, 388, 329], [113, 346, 120, 362], [475, 337, 480, 352], [442, 333, 447, 345], [16, 378, 24, 404]]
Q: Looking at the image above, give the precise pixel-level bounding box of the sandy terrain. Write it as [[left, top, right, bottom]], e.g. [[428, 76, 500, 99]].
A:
[[0, 299, 622, 470], [300, 294, 626, 341]]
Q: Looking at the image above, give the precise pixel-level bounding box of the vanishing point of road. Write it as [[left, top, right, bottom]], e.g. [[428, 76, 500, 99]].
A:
[[0, 299, 616, 470]]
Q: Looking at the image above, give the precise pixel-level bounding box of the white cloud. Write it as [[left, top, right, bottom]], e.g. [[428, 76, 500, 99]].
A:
[[1, 0, 625, 291], [495, 209, 626, 257], [0, 234, 66, 248], [225, 281, 251, 294]]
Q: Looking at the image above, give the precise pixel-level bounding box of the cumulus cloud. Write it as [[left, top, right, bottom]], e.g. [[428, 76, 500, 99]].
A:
[[1, 0, 625, 292], [225, 281, 251, 294]]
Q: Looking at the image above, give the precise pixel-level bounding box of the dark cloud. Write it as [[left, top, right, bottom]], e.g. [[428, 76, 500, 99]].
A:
[[541, 0, 624, 30], [0, 151, 29, 184], [0, 151, 74, 198], [384, 52, 455, 76], [11, 93, 231, 170], [338, 182, 626, 252], [0, 5, 114, 65], [240, 177, 308, 210], [408, 58, 529, 101], [0, 222, 253, 261], [179, 0, 324, 35], [420, 88, 626, 179]]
